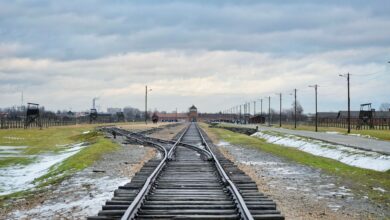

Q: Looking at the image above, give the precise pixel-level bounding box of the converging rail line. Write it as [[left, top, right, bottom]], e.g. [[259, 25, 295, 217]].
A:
[[88, 123, 284, 220]]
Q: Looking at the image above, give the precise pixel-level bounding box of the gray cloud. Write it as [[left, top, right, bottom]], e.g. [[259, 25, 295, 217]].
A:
[[0, 0, 389, 112], [0, 1, 389, 60]]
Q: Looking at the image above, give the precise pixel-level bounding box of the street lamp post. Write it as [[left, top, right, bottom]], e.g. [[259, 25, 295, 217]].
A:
[[309, 85, 319, 132], [276, 93, 282, 127], [145, 85, 152, 124], [294, 89, 297, 129], [260, 99, 263, 115], [339, 73, 351, 133], [268, 96, 271, 126]]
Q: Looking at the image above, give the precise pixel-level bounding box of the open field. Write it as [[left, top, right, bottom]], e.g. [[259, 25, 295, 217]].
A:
[[0, 122, 171, 204], [280, 124, 390, 141], [218, 122, 390, 141], [201, 124, 390, 208]]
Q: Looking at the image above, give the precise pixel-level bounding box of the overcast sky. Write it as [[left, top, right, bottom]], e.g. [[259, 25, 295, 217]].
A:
[[0, 0, 389, 113]]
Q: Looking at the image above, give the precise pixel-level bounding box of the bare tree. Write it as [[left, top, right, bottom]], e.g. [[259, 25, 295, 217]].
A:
[[379, 102, 390, 111]]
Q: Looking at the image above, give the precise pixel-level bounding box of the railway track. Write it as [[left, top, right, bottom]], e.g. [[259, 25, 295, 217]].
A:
[[88, 123, 284, 220]]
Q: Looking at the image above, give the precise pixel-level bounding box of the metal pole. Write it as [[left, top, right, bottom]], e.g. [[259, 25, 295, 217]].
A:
[[240, 105, 241, 124], [145, 85, 147, 124], [260, 99, 263, 115], [268, 96, 271, 126], [248, 102, 250, 117], [294, 89, 297, 129], [315, 85, 318, 132], [254, 101, 256, 115], [347, 73, 351, 133], [279, 93, 282, 127]]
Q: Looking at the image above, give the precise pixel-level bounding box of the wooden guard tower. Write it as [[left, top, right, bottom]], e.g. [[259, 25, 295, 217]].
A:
[[357, 103, 374, 129], [25, 103, 42, 129], [90, 109, 98, 123]]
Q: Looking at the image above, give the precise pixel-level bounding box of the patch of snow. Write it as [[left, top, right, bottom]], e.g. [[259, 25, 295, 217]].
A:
[[82, 131, 91, 134], [348, 133, 377, 139], [2, 136, 25, 140], [0, 143, 87, 195], [373, 187, 386, 193], [251, 131, 390, 172], [325, 131, 340, 135], [327, 204, 342, 211], [9, 175, 129, 219], [0, 146, 27, 155], [217, 141, 231, 147]]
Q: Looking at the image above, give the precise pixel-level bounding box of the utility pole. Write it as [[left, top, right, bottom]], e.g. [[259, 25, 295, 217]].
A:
[[309, 85, 319, 132], [278, 93, 282, 127], [254, 101, 256, 115], [294, 89, 297, 129], [267, 97, 270, 126], [260, 99, 263, 115], [145, 86, 152, 124], [145, 85, 148, 124], [340, 73, 351, 133], [239, 105, 242, 123], [245, 103, 247, 124]]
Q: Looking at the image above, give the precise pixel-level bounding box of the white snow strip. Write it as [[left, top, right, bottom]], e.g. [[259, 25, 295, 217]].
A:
[[325, 131, 340, 135], [2, 136, 25, 140], [251, 131, 390, 172], [347, 133, 377, 139], [0, 143, 86, 195], [82, 131, 91, 134], [0, 146, 28, 157], [10, 175, 129, 219], [373, 187, 386, 193]]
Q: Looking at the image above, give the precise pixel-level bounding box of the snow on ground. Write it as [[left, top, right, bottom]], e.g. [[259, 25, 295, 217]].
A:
[[0, 146, 28, 157], [9, 174, 129, 219], [0, 143, 86, 195], [251, 131, 390, 172], [347, 133, 377, 139], [325, 131, 340, 135], [325, 131, 377, 139]]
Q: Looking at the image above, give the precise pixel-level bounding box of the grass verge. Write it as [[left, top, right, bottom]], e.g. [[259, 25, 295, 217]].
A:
[[216, 122, 390, 141], [0, 127, 119, 207], [281, 124, 390, 141], [203, 124, 390, 207]]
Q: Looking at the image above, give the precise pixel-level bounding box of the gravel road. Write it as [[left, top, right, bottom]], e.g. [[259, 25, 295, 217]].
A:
[[217, 141, 389, 220]]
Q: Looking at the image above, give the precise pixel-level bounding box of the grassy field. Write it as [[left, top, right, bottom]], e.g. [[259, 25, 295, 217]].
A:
[[280, 124, 390, 141], [217, 122, 390, 141], [201, 124, 390, 207], [0, 122, 170, 168], [0, 122, 174, 206]]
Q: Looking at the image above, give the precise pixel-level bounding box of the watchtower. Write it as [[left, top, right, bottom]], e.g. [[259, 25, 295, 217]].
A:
[[116, 112, 125, 122], [357, 103, 374, 129], [90, 108, 98, 123], [24, 103, 42, 129], [189, 105, 198, 122]]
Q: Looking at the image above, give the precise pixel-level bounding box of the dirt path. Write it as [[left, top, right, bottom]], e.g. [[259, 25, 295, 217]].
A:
[[216, 142, 386, 220], [201, 124, 387, 219]]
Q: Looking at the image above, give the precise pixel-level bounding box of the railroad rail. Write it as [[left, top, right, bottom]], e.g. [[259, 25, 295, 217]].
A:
[[89, 123, 284, 220]]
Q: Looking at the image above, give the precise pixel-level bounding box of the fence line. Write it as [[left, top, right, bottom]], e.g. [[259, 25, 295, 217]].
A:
[[0, 117, 128, 129]]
